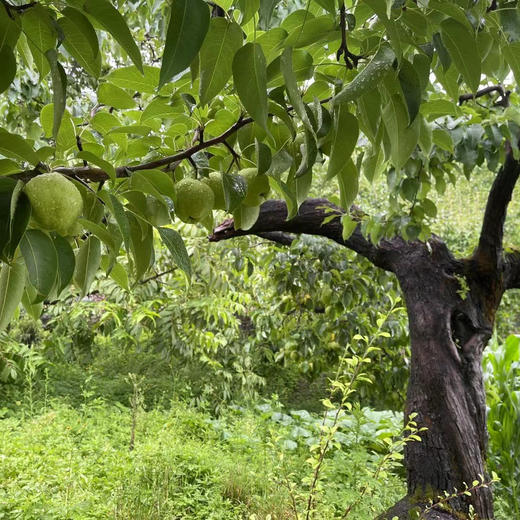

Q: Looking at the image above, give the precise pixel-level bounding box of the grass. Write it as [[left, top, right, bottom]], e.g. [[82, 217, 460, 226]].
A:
[[0, 374, 406, 520]]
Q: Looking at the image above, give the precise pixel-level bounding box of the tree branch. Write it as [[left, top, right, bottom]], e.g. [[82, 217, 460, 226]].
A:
[[474, 142, 520, 274], [209, 198, 399, 271], [459, 85, 510, 107]]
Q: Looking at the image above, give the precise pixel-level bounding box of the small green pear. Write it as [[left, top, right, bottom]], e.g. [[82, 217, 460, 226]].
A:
[[24, 172, 84, 236], [239, 168, 271, 207], [174, 178, 215, 223], [202, 171, 226, 210]]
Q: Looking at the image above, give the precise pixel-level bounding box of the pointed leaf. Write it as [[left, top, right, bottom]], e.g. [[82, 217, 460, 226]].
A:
[[0, 129, 40, 165], [0, 259, 25, 331], [45, 49, 67, 140], [158, 227, 191, 278], [199, 18, 243, 106], [326, 106, 358, 180], [337, 159, 359, 209], [52, 233, 75, 295], [159, 0, 210, 88], [0, 46, 16, 94], [233, 43, 269, 132], [20, 229, 58, 302], [440, 18, 480, 93], [84, 0, 143, 72], [73, 235, 101, 295], [398, 59, 422, 125]]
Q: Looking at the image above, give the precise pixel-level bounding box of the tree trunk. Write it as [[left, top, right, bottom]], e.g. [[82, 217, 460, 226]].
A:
[[381, 241, 496, 519]]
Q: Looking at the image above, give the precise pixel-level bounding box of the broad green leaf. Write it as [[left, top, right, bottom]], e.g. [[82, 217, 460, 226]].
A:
[[259, 0, 281, 30], [90, 111, 121, 134], [52, 233, 75, 295], [398, 59, 421, 125], [127, 213, 154, 281], [256, 27, 288, 62], [267, 49, 313, 88], [326, 106, 358, 180], [0, 46, 16, 93], [73, 235, 101, 296], [0, 259, 25, 331], [141, 98, 178, 123], [130, 169, 175, 200], [503, 42, 520, 85], [106, 260, 129, 290], [40, 105, 77, 149], [233, 43, 269, 133], [280, 47, 314, 134], [382, 94, 420, 169], [337, 159, 359, 209], [440, 19, 480, 93], [21, 6, 56, 78], [158, 227, 191, 278], [58, 7, 101, 78], [159, 0, 210, 88], [255, 139, 272, 176], [109, 194, 131, 253], [45, 49, 67, 140], [20, 229, 58, 302], [3, 181, 30, 261], [78, 217, 117, 257], [0, 129, 40, 165], [0, 178, 17, 260], [222, 173, 247, 212], [77, 151, 116, 181], [97, 82, 136, 109], [21, 284, 43, 321], [295, 128, 317, 178], [334, 44, 396, 105], [284, 15, 336, 49], [0, 4, 21, 52], [237, 0, 260, 25], [233, 204, 260, 230], [84, 0, 143, 72], [0, 159, 19, 176], [199, 18, 243, 106], [107, 66, 159, 93]]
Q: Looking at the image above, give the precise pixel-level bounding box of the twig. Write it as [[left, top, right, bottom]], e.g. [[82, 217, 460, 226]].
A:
[[459, 85, 510, 107], [336, 2, 361, 70], [140, 268, 177, 284]]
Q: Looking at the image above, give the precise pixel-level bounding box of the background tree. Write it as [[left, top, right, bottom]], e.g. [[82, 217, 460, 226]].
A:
[[1, 0, 520, 517]]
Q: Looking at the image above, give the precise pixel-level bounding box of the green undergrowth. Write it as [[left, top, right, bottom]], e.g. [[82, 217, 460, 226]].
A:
[[0, 392, 405, 520]]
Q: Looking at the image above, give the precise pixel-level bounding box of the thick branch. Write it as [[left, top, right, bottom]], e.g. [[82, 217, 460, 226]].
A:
[[255, 231, 296, 246], [209, 198, 399, 271], [474, 143, 520, 274]]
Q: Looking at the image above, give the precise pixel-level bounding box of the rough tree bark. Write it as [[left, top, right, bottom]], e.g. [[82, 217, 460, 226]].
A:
[[209, 148, 520, 519]]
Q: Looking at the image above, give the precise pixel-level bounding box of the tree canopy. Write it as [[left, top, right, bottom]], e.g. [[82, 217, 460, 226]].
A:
[[0, 0, 519, 328]]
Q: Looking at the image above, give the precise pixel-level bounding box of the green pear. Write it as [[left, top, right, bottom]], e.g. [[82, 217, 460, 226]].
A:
[[24, 172, 84, 236], [239, 168, 271, 207], [174, 178, 215, 223], [202, 171, 226, 210]]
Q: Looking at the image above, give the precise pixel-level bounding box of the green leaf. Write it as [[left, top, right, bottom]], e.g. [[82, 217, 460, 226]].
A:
[[78, 217, 117, 257], [0, 259, 25, 331], [77, 151, 116, 182], [109, 194, 131, 254], [0, 129, 40, 165], [73, 236, 101, 296], [237, 0, 260, 25], [58, 7, 101, 78], [284, 15, 335, 49], [280, 47, 314, 134], [159, 0, 210, 88], [295, 127, 317, 178], [440, 18, 480, 93], [233, 204, 260, 230], [83, 0, 143, 72], [333, 44, 395, 105], [0, 46, 16, 94], [233, 43, 269, 133], [21, 5, 56, 78], [127, 213, 154, 281], [97, 82, 136, 109], [268, 49, 313, 88], [199, 18, 243, 106], [0, 3, 21, 52], [382, 94, 420, 169], [107, 65, 159, 93], [222, 173, 247, 212], [52, 233, 75, 295], [255, 139, 272, 176], [3, 181, 30, 262], [45, 49, 67, 141], [158, 227, 191, 279], [398, 59, 421, 125], [326, 106, 358, 180], [259, 0, 281, 30], [503, 42, 520, 86], [20, 229, 58, 302], [141, 98, 178, 123], [0, 159, 19, 176], [21, 284, 43, 321]]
